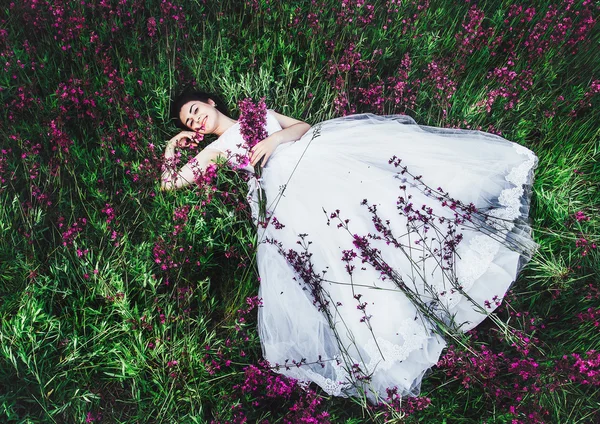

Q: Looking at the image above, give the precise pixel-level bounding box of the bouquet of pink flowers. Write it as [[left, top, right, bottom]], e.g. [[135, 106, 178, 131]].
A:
[[237, 96, 268, 223]]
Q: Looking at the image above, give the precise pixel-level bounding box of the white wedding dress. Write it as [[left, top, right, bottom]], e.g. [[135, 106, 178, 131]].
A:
[[204, 109, 539, 403]]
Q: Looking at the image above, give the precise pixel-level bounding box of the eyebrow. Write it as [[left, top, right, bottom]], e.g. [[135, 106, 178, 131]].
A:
[[186, 103, 195, 126]]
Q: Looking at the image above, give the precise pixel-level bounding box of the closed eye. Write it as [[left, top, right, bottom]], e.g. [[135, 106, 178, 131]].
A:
[[186, 105, 199, 127]]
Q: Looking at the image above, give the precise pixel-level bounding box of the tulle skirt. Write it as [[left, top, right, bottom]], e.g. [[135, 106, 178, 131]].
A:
[[246, 113, 538, 403]]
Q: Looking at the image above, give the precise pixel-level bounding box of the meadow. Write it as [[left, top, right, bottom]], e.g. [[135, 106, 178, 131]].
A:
[[0, 0, 599, 422]]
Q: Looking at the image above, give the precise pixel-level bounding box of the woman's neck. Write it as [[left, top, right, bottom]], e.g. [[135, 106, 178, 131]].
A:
[[215, 117, 238, 137]]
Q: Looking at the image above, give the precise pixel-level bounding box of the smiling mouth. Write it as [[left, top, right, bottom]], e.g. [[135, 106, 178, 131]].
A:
[[200, 116, 207, 129]]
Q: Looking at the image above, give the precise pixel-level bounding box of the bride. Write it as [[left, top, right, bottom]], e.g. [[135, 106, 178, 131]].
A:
[[160, 89, 539, 404]]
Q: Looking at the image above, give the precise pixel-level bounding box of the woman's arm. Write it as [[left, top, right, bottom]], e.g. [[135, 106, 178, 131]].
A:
[[249, 122, 310, 167], [160, 146, 223, 191], [269, 122, 312, 146], [248, 110, 312, 167], [268, 109, 311, 145]]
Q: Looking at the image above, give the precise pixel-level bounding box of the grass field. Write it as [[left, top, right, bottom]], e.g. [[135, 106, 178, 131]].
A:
[[1, 0, 599, 422]]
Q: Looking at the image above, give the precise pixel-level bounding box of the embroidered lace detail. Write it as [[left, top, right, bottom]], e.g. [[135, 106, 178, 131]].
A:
[[280, 355, 352, 396], [283, 319, 431, 396], [363, 318, 430, 372], [433, 143, 537, 310], [321, 377, 345, 395], [437, 235, 501, 308], [486, 143, 537, 231], [246, 177, 260, 226]]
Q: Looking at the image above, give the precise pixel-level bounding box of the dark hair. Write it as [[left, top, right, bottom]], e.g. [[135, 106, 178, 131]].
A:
[[170, 88, 236, 130]]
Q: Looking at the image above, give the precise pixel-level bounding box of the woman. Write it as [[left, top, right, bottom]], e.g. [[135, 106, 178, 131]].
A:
[[162, 89, 539, 404]]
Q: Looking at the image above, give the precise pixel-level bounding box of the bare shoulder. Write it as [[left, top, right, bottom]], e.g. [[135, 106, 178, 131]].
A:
[[268, 109, 310, 129]]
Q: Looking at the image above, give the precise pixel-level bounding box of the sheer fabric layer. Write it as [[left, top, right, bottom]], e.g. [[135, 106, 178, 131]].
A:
[[215, 111, 539, 403]]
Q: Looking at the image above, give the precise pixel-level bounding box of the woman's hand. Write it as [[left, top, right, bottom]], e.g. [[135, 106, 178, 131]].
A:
[[249, 136, 281, 167], [168, 131, 203, 149]]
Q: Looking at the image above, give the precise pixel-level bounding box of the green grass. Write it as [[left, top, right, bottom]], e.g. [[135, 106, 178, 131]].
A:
[[1, 0, 599, 422]]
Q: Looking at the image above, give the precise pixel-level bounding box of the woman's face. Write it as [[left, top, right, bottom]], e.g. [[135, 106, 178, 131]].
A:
[[178, 98, 219, 134]]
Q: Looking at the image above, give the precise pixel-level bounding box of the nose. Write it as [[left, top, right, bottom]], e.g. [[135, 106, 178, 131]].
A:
[[194, 117, 201, 129]]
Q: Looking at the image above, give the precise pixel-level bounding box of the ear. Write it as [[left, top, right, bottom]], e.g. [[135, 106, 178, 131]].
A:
[[208, 98, 216, 107]]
